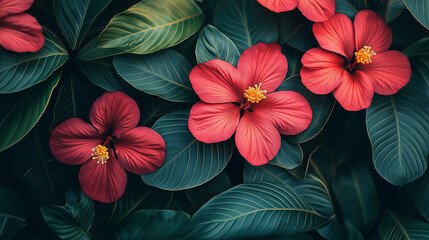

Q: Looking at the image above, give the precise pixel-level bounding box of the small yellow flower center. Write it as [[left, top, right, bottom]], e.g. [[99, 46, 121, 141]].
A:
[[244, 83, 267, 104], [91, 145, 109, 164], [354, 46, 376, 64]]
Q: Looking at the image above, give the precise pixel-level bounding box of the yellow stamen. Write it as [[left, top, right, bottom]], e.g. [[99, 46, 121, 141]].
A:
[[91, 145, 109, 164], [355, 46, 376, 64], [244, 83, 267, 104]]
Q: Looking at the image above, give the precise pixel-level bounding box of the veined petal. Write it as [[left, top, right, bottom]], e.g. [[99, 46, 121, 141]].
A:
[[256, 0, 297, 13], [250, 91, 312, 135], [79, 149, 127, 203], [333, 71, 373, 111], [189, 101, 240, 143], [49, 118, 103, 165], [313, 13, 355, 59], [237, 43, 287, 93], [297, 0, 335, 22], [357, 51, 411, 95], [301, 48, 346, 94], [0, 13, 44, 52], [235, 112, 281, 166], [115, 127, 166, 175], [0, 0, 33, 18], [90, 92, 140, 138], [354, 10, 392, 54], [190, 59, 245, 104]]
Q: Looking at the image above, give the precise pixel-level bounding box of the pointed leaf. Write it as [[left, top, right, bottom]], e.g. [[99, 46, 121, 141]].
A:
[[378, 210, 429, 239], [97, 0, 204, 54], [77, 37, 124, 61], [270, 139, 303, 170], [403, 0, 429, 30], [141, 109, 233, 190]]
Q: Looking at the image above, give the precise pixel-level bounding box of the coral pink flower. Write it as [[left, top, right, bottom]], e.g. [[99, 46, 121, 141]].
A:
[[301, 10, 411, 111], [188, 43, 312, 166], [257, 0, 335, 22], [0, 0, 44, 52], [50, 92, 166, 203]]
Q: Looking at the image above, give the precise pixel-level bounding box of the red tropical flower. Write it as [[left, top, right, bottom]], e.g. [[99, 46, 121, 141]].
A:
[[188, 43, 312, 166], [49, 92, 166, 203], [301, 10, 411, 111], [0, 0, 44, 52], [257, 0, 335, 22]]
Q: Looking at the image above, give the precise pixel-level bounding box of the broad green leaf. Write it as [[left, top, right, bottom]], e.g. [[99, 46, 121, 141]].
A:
[[77, 58, 132, 92], [41, 189, 95, 240], [335, 0, 367, 18], [9, 117, 79, 206], [403, 0, 429, 30], [378, 210, 429, 239], [381, 0, 405, 22], [403, 173, 429, 221], [195, 25, 240, 66], [213, 0, 277, 53], [344, 223, 365, 240], [277, 10, 317, 52], [77, 38, 124, 61], [141, 109, 233, 190], [186, 171, 232, 207], [332, 160, 380, 233], [278, 76, 336, 144], [53, 0, 111, 49], [0, 28, 68, 93], [403, 37, 429, 65], [366, 72, 429, 185], [97, 0, 204, 54], [317, 217, 346, 240], [0, 71, 61, 152], [117, 210, 190, 240], [244, 164, 334, 218], [270, 139, 303, 170], [113, 50, 198, 103], [0, 187, 29, 240], [186, 182, 327, 239]]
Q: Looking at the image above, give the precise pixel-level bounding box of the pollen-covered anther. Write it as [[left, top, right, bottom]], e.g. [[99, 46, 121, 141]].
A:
[[355, 46, 376, 64], [91, 145, 109, 164], [244, 83, 267, 104]]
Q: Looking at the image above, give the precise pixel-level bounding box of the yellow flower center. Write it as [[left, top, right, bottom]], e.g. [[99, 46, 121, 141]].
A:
[[354, 46, 376, 64], [91, 145, 109, 164], [244, 83, 267, 104]]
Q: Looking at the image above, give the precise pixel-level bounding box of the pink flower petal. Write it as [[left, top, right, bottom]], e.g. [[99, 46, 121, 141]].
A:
[[313, 13, 355, 59], [115, 127, 166, 175], [357, 50, 411, 95], [90, 92, 140, 138], [0, 0, 33, 18], [301, 48, 346, 94], [250, 91, 312, 135], [354, 10, 392, 54], [189, 101, 241, 143], [235, 112, 281, 166], [237, 43, 287, 93], [0, 13, 44, 52], [79, 148, 127, 203], [333, 71, 374, 111], [189, 59, 245, 104], [256, 0, 297, 13], [49, 118, 103, 165], [297, 0, 335, 22]]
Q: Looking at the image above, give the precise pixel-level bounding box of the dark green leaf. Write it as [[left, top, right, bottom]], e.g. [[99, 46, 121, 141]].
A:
[[0, 187, 29, 240], [141, 109, 233, 190], [186, 171, 232, 207], [270, 139, 303, 170], [41, 189, 95, 240], [0, 28, 68, 93], [332, 160, 380, 233], [187, 182, 327, 239], [117, 210, 190, 240], [278, 76, 336, 144], [344, 222, 365, 240], [403, 0, 429, 30], [335, 0, 367, 18], [317, 217, 346, 240], [77, 38, 124, 61], [97, 0, 204, 54], [277, 10, 317, 52], [366, 72, 429, 185], [195, 24, 240, 66], [403, 173, 429, 221], [113, 50, 198, 103], [403, 37, 429, 65], [378, 210, 429, 239], [213, 0, 277, 53], [381, 0, 405, 22], [0, 71, 61, 152], [53, 0, 111, 49]]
